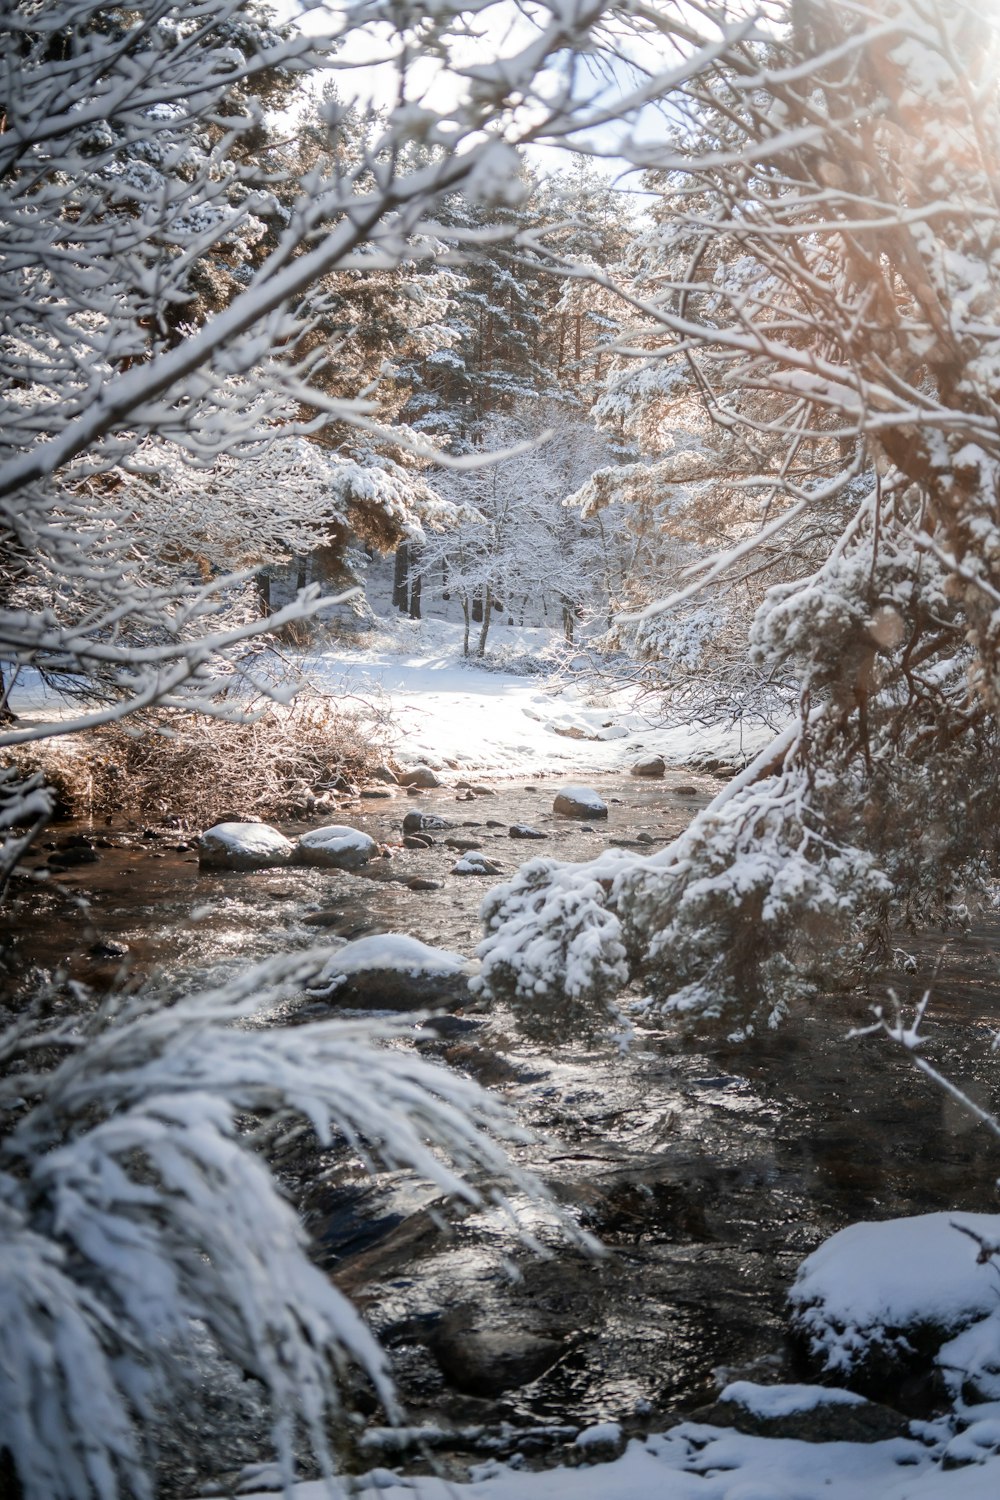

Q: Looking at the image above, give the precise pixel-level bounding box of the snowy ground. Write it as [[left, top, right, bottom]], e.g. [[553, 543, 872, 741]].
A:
[[238, 1422, 1000, 1500], [299, 615, 776, 776], [9, 614, 774, 776]]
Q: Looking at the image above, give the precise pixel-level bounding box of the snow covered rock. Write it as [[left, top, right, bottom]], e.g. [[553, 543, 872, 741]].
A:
[[397, 765, 444, 789], [451, 852, 504, 876], [197, 822, 295, 871], [939, 1308, 1000, 1405], [307, 934, 476, 1010], [689, 1381, 907, 1443], [296, 825, 378, 871], [789, 1212, 1000, 1399], [630, 755, 666, 778], [509, 824, 547, 840], [553, 786, 608, 819]]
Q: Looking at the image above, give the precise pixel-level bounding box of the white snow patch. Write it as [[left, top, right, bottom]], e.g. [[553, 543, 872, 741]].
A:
[[299, 826, 374, 854], [294, 616, 773, 779], [310, 935, 471, 987], [718, 1381, 867, 1418], [574, 1421, 622, 1447]]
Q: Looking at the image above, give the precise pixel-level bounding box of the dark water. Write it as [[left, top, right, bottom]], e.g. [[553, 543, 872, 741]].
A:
[[5, 773, 1000, 1489]]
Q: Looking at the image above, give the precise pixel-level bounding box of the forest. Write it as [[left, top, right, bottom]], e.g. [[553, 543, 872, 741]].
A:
[[4, 1, 1000, 1497]]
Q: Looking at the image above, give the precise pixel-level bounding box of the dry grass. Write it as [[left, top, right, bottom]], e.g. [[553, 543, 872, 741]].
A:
[[5, 693, 390, 827]]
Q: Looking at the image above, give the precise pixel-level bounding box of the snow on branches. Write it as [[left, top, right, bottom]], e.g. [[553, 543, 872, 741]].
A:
[[477, 0, 1000, 1033], [0, 953, 558, 1500]]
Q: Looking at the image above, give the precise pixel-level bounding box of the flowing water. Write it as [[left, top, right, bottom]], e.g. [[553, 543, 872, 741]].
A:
[[6, 774, 1000, 1492]]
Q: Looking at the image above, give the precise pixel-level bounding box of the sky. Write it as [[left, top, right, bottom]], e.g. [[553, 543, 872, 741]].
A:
[[269, 0, 699, 188]]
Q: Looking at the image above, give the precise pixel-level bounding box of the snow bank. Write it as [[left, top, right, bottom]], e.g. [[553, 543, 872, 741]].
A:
[[236, 1424, 1000, 1499], [296, 616, 775, 779]]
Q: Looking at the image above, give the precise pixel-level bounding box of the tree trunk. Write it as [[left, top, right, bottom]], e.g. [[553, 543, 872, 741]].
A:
[[460, 594, 471, 656], [256, 570, 271, 617], [392, 544, 409, 612], [408, 565, 422, 620], [471, 587, 484, 624], [477, 590, 493, 656]]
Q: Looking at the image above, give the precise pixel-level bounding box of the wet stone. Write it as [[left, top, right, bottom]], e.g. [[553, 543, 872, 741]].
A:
[[301, 909, 351, 929], [408, 878, 444, 892], [553, 787, 608, 820], [510, 824, 547, 840], [89, 939, 129, 959], [398, 766, 443, 789], [402, 811, 454, 835], [631, 756, 666, 779], [431, 1317, 568, 1397], [48, 846, 99, 868], [451, 852, 503, 876]]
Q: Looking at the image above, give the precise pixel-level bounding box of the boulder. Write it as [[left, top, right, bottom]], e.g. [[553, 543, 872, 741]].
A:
[[296, 825, 378, 871], [431, 1315, 567, 1397], [789, 1211, 1000, 1407], [397, 765, 444, 789], [631, 755, 666, 778], [307, 934, 476, 1010], [689, 1381, 909, 1444], [509, 824, 547, 840], [371, 766, 399, 785], [197, 822, 295, 871], [402, 811, 454, 835], [553, 786, 608, 820]]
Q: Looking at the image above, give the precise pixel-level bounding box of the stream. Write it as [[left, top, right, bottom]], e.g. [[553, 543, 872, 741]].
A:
[[6, 771, 1000, 1495]]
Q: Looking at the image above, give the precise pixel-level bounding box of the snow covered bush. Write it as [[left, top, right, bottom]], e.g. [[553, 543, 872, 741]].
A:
[[476, 850, 635, 1037]]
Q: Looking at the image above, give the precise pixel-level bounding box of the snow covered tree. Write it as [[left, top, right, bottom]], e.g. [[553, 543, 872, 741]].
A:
[[417, 402, 619, 653], [477, 0, 1000, 1037], [0, 2, 721, 1494]]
